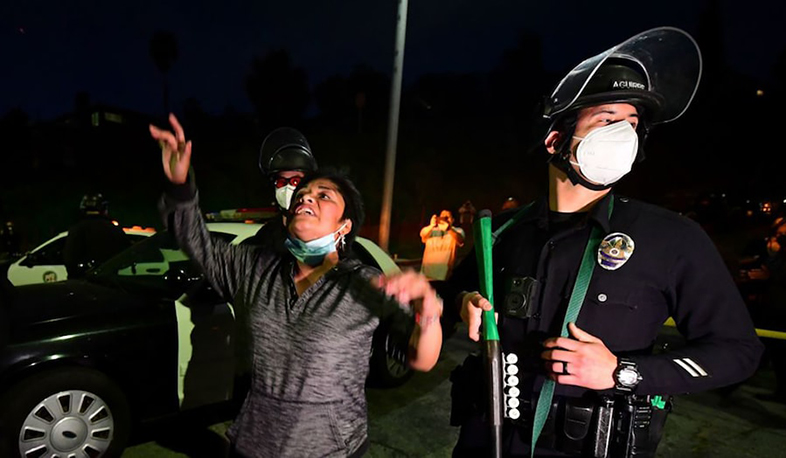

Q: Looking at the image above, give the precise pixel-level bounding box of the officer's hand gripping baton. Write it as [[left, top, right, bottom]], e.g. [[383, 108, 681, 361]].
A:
[[473, 209, 503, 458]]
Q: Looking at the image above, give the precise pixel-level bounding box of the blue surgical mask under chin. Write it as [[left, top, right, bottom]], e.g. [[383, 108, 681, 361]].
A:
[[285, 223, 347, 266]]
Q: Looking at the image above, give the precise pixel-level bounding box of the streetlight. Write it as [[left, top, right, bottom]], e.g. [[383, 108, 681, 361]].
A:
[[378, 0, 409, 252]]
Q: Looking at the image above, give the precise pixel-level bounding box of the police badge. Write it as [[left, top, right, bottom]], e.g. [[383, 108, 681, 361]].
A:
[[598, 232, 635, 270]]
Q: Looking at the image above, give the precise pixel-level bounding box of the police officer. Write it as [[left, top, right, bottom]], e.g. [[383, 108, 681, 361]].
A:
[[221, 126, 317, 404], [1, 221, 22, 260], [245, 127, 318, 251], [63, 193, 129, 278], [444, 27, 764, 457]]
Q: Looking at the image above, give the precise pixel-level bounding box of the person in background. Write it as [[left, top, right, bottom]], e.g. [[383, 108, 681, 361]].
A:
[[458, 200, 477, 228], [501, 196, 521, 212], [420, 209, 465, 281], [245, 127, 318, 252], [738, 217, 786, 403], [1, 221, 22, 260], [456, 201, 478, 262], [236, 127, 319, 399], [63, 193, 129, 279]]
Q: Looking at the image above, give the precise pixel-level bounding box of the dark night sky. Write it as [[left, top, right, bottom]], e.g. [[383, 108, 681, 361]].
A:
[[1, 0, 786, 255], [2, 0, 785, 121]]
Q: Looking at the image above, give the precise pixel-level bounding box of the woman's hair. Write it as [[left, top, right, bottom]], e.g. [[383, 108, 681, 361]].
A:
[[290, 167, 365, 256]]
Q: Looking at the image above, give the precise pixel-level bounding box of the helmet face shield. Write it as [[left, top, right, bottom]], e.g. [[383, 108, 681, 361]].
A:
[[543, 27, 702, 125]]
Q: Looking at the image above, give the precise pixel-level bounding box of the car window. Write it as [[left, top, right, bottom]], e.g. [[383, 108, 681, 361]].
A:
[[91, 232, 199, 293], [27, 236, 67, 266]]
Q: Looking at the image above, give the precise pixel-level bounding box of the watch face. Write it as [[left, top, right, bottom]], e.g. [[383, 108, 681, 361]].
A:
[[618, 367, 640, 386]]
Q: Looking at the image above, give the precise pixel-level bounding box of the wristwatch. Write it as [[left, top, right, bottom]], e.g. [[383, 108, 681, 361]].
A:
[[613, 358, 642, 392]]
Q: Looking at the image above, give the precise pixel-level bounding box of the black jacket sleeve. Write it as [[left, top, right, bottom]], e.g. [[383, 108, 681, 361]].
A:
[[631, 221, 764, 395]]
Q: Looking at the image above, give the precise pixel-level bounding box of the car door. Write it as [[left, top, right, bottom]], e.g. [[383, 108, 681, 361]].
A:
[[7, 233, 69, 285], [92, 230, 238, 412], [173, 231, 238, 411]]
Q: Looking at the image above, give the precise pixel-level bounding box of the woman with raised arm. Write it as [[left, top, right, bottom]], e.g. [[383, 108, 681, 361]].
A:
[[150, 114, 442, 458]]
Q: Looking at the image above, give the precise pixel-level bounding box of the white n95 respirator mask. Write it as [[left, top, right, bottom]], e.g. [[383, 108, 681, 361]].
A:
[[275, 185, 296, 210], [570, 121, 639, 186]]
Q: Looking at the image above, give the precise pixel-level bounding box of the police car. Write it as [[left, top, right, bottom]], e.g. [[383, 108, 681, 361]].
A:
[[0, 220, 410, 458], [6, 225, 156, 286]]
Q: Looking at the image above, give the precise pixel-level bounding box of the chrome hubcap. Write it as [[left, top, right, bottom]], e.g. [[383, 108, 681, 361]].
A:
[[19, 390, 114, 458]]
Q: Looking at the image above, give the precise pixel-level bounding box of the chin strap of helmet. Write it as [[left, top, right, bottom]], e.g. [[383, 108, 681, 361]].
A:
[[547, 123, 614, 192], [547, 106, 653, 190], [635, 117, 651, 163]]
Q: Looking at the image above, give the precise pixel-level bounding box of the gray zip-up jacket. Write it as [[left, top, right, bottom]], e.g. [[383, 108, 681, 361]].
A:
[[160, 182, 413, 457]]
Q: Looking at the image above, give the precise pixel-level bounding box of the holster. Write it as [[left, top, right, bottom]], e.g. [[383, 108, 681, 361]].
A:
[[451, 354, 672, 458], [449, 352, 485, 426], [607, 395, 672, 458], [557, 397, 596, 455], [506, 394, 671, 457]]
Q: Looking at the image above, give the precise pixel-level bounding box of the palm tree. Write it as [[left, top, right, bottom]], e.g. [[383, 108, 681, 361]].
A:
[[149, 31, 179, 114], [245, 49, 309, 131]]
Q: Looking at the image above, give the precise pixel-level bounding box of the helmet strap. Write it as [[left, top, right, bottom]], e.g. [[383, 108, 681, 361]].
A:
[[635, 119, 651, 163], [548, 127, 613, 192]]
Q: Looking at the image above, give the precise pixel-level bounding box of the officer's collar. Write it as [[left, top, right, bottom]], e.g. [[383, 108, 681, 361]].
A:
[[529, 192, 614, 233], [587, 192, 614, 233]]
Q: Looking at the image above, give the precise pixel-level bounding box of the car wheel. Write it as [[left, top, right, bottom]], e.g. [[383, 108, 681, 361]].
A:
[[0, 368, 131, 458], [367, 331, 414, 389]]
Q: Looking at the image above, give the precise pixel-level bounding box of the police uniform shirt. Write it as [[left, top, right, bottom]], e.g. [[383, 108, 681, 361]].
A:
[[445, 192, 763, 399]]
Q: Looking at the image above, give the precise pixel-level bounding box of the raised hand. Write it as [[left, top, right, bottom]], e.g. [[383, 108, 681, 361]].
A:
[[149, 113, 192, 184]]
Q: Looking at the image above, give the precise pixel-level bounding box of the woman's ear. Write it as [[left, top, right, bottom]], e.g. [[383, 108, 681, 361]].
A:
[[341, 219, 353, 236], [544, 131, 562, 154]]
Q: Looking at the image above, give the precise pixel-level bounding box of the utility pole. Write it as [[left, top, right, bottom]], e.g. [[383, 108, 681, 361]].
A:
[[378, 0, 409, 252]]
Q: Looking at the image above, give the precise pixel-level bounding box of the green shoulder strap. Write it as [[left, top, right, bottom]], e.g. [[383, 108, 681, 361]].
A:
[[530, 197, 614, 456]]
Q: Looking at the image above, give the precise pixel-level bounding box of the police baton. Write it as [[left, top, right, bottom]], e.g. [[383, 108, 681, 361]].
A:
[[473, 209, 503, 458]]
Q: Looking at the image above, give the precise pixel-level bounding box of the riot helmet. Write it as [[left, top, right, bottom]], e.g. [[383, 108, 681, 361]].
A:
[[543, 26, 702, 126], [542, 27, 702, 190], [258, 127, 317, 180]]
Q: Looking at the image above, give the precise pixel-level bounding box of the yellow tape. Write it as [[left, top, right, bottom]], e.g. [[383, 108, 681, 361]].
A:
[[663, 317, 786, 341]]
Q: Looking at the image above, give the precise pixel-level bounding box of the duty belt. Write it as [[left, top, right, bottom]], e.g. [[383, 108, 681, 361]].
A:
[[506, 394, 671, 458]]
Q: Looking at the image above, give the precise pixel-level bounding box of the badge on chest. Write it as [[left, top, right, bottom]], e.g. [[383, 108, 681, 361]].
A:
[[597, 232, 635, 271]]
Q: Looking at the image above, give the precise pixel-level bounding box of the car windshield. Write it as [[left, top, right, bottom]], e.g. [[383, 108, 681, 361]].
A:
[[87, 231, 200, 294]]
